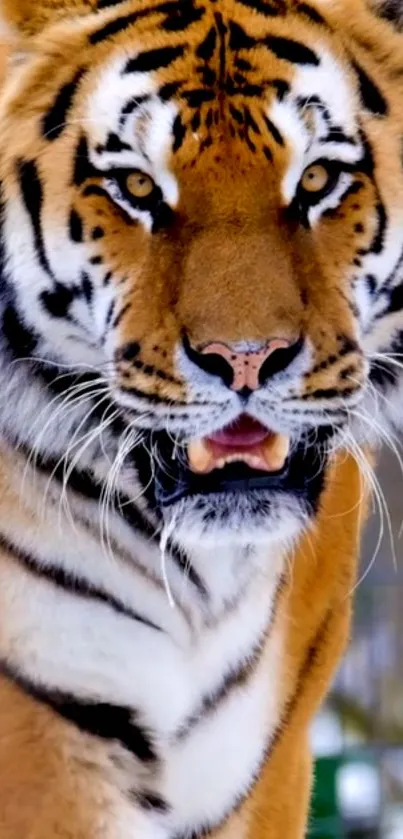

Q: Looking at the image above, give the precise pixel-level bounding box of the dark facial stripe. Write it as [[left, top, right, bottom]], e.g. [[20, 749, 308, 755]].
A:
[[369, 200, 388, 255], [2, 298, 39, 360], [0, 664, 157, 763], [182, 88, 216, 106], [172, 113, 187, 152], [93, 0, 203, 44], [197, 26, 217, 61], [73, 134, 97, 187], [90, 10, 143, 44], [296, 3, 327, 25], [263, 114, 284, 146], [322, 127, 356, 145], [69, 208, 84, 243], [123, 45, 184, 75], [237, 0, 285, 16], [40, 283, 75, 319], [353, 60, 388, 116], [17, 160, 53, 277], [160, 2, 204, 31], [137, 792, 170, 813], [97, 0, 127, 7], [42, 69, 85, 142], [300, 386, 357, 401], [265, 35, 320, 65], [0, 533, 161, 632], [119, 383, 191, 407]]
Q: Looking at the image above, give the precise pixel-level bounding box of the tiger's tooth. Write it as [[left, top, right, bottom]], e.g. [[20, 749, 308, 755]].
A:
[[261, 434, 290, 471], [187, 439, 215, 474]]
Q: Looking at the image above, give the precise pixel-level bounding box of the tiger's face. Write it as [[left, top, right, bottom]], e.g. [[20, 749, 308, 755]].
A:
[[1, 0, 403, 549]]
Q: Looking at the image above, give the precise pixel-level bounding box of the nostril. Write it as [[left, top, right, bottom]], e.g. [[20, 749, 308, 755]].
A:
[[182, 334, 235, 387], [258, 335, 304, 385]]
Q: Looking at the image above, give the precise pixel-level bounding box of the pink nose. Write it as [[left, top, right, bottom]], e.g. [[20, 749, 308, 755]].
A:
[[201, 339, 295, 391]]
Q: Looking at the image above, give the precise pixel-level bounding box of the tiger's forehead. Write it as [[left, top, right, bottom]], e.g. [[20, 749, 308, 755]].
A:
[[84, 0, 359, 191]]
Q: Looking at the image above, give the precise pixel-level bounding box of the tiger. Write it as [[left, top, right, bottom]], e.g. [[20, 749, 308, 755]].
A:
[[0, 0, 402, 836]]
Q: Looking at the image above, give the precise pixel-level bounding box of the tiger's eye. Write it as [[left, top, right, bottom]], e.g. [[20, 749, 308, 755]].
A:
[[300, 163, 330, 194], [126, 171, 155, 199]]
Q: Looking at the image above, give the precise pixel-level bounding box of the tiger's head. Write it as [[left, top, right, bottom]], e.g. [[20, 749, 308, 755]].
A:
[[0, 0, 402, 550]]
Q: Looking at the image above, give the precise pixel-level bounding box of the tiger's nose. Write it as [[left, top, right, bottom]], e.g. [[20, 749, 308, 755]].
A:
[[183, 336, 304, 392]]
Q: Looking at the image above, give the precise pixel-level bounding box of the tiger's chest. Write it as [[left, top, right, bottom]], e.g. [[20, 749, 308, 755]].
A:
[[87, 568, 284, 839], [0, 513, 284, 838], [99, 599, 283, 839]]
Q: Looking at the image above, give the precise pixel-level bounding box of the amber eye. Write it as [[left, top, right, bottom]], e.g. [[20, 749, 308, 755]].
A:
[[300, 163, 331, 194], [126, 171, 155, 199]]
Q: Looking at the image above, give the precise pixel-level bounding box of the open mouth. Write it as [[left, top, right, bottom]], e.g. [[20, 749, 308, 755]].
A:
[[154, 414, 329, 509]]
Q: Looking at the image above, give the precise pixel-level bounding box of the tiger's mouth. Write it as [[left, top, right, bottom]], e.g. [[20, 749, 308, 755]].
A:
[[186, 416, 290, 475], [154, 415, 327, 509]]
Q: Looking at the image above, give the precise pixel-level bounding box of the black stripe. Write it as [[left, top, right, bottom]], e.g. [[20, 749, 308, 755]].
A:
[[2, 298, 39, 359], [228, 20, 257, 51], [353, 60, 388, 116], [182, 87, 216, 106], [0, 533, 161, 632], [42, 69, 85, 141], [369, 200, 387, 254], [387, 283, 403, 315], [69, 208, 84, 243], [124, 358, 180, 384], [112, 301, 131, 329], [296, 3, 327, 25], [90, 10, 143, 44], [160, 2, 204, 31], [123, 45, 184, 74], [263, 114, 284, 146], [136, 791, 170, 812], [168, 541, 208, 600], [237, 0, 285, 16], [265, 35, 319, 65], [93, 0, 202, 43], [81, 271, 93, 303], [98, 0, 127, 7], [17, 159, 53, 277], [322, 127, 356, 145], [300, 386, 357, 400], [0, 664, 157, 763], [73, 134, 97, 187], [119, 383, 192, 407], [197, 26, 217, 61], [40, 283, 75, 319]]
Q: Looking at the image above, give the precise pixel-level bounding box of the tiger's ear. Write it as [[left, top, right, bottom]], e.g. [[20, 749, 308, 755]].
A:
[[370, 0, 403, 27], [0, 0, 96, 38]]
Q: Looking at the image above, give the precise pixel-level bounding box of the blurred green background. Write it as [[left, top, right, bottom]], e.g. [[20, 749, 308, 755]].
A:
[[308, 447, 403, 839]]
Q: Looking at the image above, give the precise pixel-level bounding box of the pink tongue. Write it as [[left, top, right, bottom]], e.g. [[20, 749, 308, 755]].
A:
[[208, 416, 271, 449]]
